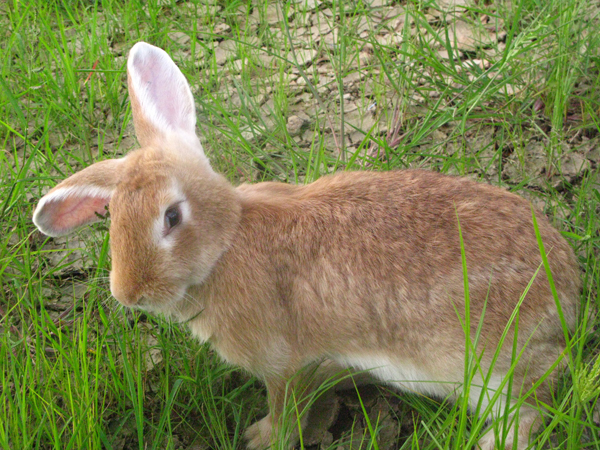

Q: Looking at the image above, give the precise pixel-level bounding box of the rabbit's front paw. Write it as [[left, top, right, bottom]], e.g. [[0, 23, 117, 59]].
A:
[[245, 414, 273, 450]]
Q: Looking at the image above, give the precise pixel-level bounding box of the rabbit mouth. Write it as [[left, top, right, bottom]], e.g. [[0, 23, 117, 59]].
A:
[[125, 288, 189, 318], [130, 297, 171, 316], [134, 296, 150, 308]]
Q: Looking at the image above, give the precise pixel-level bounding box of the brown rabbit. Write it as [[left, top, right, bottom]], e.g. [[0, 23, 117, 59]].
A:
[[33, 42, 580, 450]]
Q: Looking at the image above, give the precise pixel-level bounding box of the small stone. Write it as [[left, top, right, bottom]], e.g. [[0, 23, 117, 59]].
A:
[[437, 49, 451, 59], [257, 52, 275, 67], [214, 22, 231, 35], [560, 152, 590, 180], [502, 141, 547, 187], [212, 48, 225, 65], [382, 5, 408, 27], [241, 127, 265, 143], [436, 0, 472, 9], [448, 19, 498, 51], [253, 93, 267, 106], [368, 398, 400, 449], [302, 393, 340, 446], [60, 282, 89, 298], [287, 115, 308, 136], [359, 51, 374, 65], [345, 109, 377, 133], [47, 131, 64, 148], [375, 33, 400, 47], [241, 13, 260, 32], [586, 145, 599, 163], [301, 129, 317, 143], [365, 0, 389, 7], [230, 92, 242, 108], [261, 98, 275, 115], [343, 100, 358, 113], [349, 130, 365, 144], [317, 75, 332, 89], [242, 35, 261, 49], [219, 39, 236, 52], [317, 62, 333, 74], [502, 84, 518, 96], [214, 39, 237, 65], [266, 4, 294, 24], [290, 48, 317, 67], [322, 29, 339, 50], [310, 21, 331, 41], [296, 93, 313, 106], [293, 0, 320, 10], [342, 71, 364, 87], [356, 18, 373, 34], [142, 333, 163, 372], [169, 32, 191, 46], [292, 26, 309, 38], [317, 84, 330, 95], [466, 58, 491, 70], [231, 58, 248, 72]]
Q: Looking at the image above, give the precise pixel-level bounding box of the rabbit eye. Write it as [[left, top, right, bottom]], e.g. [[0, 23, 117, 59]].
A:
[[164, 205, 181, 233]]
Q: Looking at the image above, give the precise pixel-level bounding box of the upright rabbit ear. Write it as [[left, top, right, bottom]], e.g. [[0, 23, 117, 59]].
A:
[[33, 159, 123, 237], [127, 42, 199, 149]]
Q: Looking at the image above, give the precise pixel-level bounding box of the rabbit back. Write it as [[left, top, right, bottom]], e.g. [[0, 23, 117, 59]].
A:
[[187, 169, 578, 406]]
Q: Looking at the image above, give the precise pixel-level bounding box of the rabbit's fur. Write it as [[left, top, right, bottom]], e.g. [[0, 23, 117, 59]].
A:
[[33, 42, 580, 450]]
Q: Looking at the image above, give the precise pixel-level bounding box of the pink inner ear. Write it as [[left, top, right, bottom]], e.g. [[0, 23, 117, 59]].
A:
[[46, 195, 110, 234], [129, 43, 196, 135]]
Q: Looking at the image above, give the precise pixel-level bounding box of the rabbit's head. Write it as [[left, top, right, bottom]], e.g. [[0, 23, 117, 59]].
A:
[[33, 42, 240, 316]]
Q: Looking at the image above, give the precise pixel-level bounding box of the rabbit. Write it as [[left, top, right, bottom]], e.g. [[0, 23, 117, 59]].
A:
[[33, 42, 580, 450]]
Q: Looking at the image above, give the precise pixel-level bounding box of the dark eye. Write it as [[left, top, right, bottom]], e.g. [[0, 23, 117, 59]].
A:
[[164, 205, 181, 233]]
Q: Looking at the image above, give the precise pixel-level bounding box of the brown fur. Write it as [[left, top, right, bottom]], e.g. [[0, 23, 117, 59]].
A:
[[32, 42, 581, 450]]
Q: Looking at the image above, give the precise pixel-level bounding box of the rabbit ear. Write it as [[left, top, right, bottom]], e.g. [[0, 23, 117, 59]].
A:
[[127, 42, 198, 148], [33, 159, 123, 237]]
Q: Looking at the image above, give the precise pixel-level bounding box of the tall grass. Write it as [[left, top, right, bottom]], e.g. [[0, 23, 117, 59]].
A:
[[0, 0, 598, 448]]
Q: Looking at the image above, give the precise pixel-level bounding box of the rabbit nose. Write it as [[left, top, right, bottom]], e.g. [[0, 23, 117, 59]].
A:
[[113, 294, 143, 308], [109, 270, 145, 307], [119, 293, 143, 307], [110, 280, 143, 307]]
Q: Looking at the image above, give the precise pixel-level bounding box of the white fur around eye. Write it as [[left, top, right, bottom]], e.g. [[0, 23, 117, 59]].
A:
[[153, 183, 190, 248]]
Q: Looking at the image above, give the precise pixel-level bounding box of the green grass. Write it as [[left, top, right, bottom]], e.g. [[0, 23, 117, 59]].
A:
[[0, 0, 599, 448]]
